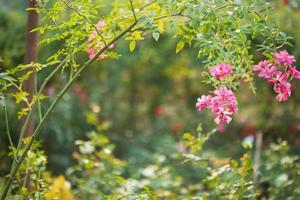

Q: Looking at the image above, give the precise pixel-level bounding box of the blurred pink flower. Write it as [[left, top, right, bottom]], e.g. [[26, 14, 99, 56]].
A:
[[214, 112, 232, 124], [273, 50, 295, 65], [209, 64, 233, 79], [196, 86, 238, 124], [253, 50, 298, 102], [96, 20, 105, 29], [253, 60, 271, 71], [289, 66, 300, 80], [217, 123, 226, 132], [87, 20, 115, 61], [273, 80, 291, 102], [196, 95, 211, 111], [253, 60, 277, 79], [268, 70, 287, 83]]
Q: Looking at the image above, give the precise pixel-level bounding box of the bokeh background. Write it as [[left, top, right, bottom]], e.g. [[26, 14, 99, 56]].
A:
[[0, 0, 300, 177]]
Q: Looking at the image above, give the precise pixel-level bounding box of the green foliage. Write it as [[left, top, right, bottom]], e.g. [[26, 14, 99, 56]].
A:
[[182, 124, 215, 153], [67, 130, 127, 199], [7, 139, 48, 200], [0, 6, 25, 67], [203, 154, 256, 199], [0, 0, 300, 199], [0, 0, 290, 124], [39, 123, 256, 199], [178, 127, 256, 199], [259, 141, 300, 200], [63, 129, 299, 199]]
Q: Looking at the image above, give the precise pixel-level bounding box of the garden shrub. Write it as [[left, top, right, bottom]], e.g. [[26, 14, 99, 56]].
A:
[[0, 0, 300, 199]]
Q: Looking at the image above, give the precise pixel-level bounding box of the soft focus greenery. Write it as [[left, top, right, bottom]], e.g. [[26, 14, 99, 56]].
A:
[[0, 0, 300, 199]]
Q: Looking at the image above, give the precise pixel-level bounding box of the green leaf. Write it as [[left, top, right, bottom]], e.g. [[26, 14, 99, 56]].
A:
[[17, 107, 30, 119], [176, 40, 185, 54], [47, 60, 61, 66], [12, 91, 29, 104], [30, 27, 40, 33], [196, 123, 203, 133], [183, 133, 193, 140], [152, 32, 160, 42], [279, 32, 286, 38], [129, 41, 136, 52], [26, 7, 40, 13], [0, 73, 15, 81]]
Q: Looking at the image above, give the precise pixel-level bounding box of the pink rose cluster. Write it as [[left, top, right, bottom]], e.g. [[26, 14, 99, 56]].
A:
[[253, 50, 299, 102], [196, 63, 238, 125], [196, 86, 238, 124], [87, 20, 115, 61], [209, 63, 233, 79]]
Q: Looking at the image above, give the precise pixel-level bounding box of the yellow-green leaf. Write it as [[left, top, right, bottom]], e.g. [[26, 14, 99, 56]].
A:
[[129, 41, 136, 52], [176, 40, 185, 54]]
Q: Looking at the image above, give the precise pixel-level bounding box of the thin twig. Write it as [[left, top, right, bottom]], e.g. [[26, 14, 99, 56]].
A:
[[34, 71, 42, 123], [215, 3, 238, 11], [153, 10, 185, 21], [3, 104, 17, 162], [130, 10, 186, 33], [139, 0, 155, 11], [129, 0, 137, 22], [114, 0, 155, 25]]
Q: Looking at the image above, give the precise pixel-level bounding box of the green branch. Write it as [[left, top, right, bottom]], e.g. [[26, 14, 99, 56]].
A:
[[129, 0, 137, 22], [16, 57, 67, 154]]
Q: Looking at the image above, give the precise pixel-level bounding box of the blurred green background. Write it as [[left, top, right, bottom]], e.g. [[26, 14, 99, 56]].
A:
[[0, 0, 300, 177]]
